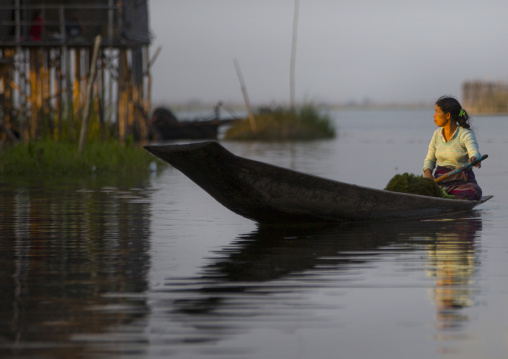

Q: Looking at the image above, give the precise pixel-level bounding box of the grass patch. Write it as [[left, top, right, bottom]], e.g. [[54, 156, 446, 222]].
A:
[[224, 104, 335, 141], [0, 140, 161, 175]]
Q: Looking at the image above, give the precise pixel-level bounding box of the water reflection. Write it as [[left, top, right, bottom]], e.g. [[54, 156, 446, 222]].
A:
[[424, 218, 482, 330], [0, 172, 485, 357], [0, 176, 152, 358], [160, 216, 483, 352]]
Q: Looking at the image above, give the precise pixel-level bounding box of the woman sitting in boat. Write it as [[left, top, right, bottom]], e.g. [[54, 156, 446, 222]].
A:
[[423, 96, 482, 200]]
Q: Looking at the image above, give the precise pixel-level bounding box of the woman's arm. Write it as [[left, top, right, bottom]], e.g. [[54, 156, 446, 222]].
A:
[[462, 129, 482, 168], [423, 131, 438, 175]]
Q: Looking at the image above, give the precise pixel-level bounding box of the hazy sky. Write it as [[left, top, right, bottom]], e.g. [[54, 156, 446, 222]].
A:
[[149, 0, 508, 106]]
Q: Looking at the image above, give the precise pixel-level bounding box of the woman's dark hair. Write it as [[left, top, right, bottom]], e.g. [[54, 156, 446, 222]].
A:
[[436, 96, 471, 129]]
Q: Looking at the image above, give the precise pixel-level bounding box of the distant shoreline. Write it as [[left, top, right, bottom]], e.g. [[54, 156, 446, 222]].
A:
[[152, 101, 434, 113], [151, 101, 508, 116]]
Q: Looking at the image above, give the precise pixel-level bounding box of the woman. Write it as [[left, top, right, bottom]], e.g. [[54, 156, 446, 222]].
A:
[[423, 96, 482, 200]]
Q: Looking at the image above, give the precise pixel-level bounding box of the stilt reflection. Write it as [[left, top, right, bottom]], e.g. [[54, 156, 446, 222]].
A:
[[0, 176, 152, 358]]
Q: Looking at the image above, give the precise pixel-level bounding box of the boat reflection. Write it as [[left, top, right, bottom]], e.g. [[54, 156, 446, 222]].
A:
[[164, 215, 483, 345]]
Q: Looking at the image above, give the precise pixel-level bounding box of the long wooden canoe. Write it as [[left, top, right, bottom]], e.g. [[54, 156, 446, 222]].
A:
[[144, 141, 493, 225]]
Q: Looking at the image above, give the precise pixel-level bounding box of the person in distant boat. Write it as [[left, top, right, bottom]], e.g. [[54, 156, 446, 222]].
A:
[[423, 96, 482, 200], [29, 10, 43, 41]]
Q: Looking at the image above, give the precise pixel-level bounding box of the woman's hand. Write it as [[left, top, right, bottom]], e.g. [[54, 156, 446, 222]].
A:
[[423, 168, 434, 179], [469, 156, 482, 168]]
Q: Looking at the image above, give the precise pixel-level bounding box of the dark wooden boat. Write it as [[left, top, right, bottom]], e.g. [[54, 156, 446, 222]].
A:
[[144, 141, 493, 225], [150, 106, 237, 140], [152, 118, 236, 140]]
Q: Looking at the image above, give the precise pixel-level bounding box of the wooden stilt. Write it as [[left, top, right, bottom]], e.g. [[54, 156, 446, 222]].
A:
[[118, 49, 128, 143], [74, 48, 81, 123], [29, 49, 38, 139]]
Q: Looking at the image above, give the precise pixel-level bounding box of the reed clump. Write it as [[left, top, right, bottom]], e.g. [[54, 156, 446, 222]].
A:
[[224, 104, 335, 141], [0, 140, 159, 175], [385, 172, 445, 198]]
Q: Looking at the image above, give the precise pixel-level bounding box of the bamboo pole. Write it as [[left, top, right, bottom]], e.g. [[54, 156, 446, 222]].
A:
[[130, 48, 145, 141], [107, 0, 114, 124], [19, 49, 29, 142], [0, 56, 18, 144], [128, 81, 134, 140], [64, 47, 73, 132], [144, 46, 151, 139], [74, 49, 81, 120], [55, 49, 63, 139], [0, 50, 18, 143], [147, 46, 162, 70], [29, 49, 38, 139], [78, 35, 101, 153], [233, 59, 256, 132], [42, 51, 50, 136], [57, 6, 66, 138], [144, 46, 161, 139], [134, 70, 144, 140], [290, 0, 299, 109], [14, 0, 27, 142], [118, 49, 128, 143], [36, 50, 43, 138], [126, 50, 135, 140], [98, 53, 105, 141]]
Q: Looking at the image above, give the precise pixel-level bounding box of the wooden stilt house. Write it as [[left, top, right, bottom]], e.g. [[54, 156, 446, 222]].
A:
[[462, 81, 508, 115], [0, 0, 153, 144]]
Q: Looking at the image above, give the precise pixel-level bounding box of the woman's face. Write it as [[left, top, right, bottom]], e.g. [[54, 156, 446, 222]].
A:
[[434, 105, 451, 127]]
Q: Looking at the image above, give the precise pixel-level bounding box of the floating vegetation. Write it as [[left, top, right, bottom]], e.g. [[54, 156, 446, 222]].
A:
[[224, 104, 335, 141], [384, 172, 452, 198]]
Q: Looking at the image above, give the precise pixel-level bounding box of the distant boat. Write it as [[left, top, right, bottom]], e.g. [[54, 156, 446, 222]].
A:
[[144, 141, 493, 225], [150, 104, 239, 141]]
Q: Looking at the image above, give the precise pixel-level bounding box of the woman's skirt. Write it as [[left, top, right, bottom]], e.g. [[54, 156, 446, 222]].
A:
[[434, 166, 482, 201]]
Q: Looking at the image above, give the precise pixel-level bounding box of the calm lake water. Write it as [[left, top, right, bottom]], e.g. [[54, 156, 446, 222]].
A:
[[1, 109, 507, 359]]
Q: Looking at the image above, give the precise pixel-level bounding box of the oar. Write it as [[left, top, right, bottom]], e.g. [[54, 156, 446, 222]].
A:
[[435, 154, 488, 183]]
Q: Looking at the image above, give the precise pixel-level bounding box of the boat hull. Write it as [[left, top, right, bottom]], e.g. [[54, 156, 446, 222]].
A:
[[152, 119, 235, 140], [144, 141, 492, 224]]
